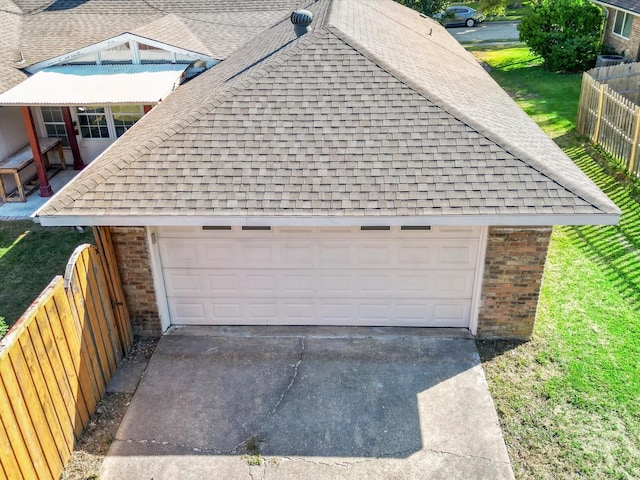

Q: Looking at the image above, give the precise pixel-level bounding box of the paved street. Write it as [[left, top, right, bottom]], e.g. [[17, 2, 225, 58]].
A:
[[449, 21, 520, 44]]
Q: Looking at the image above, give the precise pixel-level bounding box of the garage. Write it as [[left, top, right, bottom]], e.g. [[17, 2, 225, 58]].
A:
[[154, 226, 486, 329]]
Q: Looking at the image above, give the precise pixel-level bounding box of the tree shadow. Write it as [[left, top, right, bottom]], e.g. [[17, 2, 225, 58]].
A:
[[559, 134, 640, 310]]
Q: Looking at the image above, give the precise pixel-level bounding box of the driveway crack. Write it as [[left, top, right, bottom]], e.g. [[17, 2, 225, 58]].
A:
[[423, 448, 511, 465], [119, 437, 224, 454], [267, 336, 305, 416], [118, 437, 249, 455]]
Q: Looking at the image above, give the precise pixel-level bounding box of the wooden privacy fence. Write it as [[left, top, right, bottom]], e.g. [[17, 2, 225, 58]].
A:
[[0, 234, 131, 480], [576, 63, 640, 178]]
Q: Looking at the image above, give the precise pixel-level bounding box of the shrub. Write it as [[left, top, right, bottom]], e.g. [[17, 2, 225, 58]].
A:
[[394, 0, 450, 17], [518, 0, 604, 73]]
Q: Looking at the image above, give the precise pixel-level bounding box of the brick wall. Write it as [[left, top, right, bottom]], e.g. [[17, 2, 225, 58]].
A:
[[476, 226, 552, 340], [110, 227, 162, 337], [603, 7, 640, 61]]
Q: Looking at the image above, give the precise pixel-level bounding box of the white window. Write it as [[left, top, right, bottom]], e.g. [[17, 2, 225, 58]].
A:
[[613, 10, 633, 39], [41, 106, 69, 146], [76, 105, 143, 139], [111, 105, 143, 137], [77, 106, 110, 138]]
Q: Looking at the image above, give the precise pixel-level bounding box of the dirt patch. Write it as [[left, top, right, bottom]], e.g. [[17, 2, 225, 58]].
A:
[[61, 392, 132, 480], [61, 338, 158, 480]]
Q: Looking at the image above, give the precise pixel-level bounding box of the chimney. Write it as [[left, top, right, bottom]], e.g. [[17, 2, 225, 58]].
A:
[[291, 9, 313, 36]]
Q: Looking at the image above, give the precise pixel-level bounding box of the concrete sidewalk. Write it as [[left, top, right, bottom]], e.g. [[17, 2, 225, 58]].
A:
[[101, 327, 514, 479]]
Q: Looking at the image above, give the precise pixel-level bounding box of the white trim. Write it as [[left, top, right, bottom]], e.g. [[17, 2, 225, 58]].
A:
[[35, 212, 621, 227], [26, 33, 218, 73], [130, 40, 142, 65], [468, 225, 489, 335], [592, 1, 640, 18], [146, 227, 172, 332]]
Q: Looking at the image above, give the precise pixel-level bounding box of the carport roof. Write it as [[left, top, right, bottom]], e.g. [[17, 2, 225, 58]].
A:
[[36, 0, 620, 226], [0, 64, 188, 106]]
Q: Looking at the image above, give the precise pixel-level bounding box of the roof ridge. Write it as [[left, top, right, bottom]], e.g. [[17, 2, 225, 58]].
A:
[[321, 22, 610, 214]]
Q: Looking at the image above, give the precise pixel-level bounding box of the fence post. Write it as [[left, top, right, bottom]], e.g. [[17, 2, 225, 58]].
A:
[[593, 83, 607, 143], [576, 73, 588, 135], [631, 106, 640, 175]]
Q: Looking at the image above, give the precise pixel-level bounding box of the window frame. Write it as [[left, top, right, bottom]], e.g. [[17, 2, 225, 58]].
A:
[[76, 106, 110, 139], [613, 10, 633, 39], [74, 105, 143, 140], [40, 106, 70, 147]]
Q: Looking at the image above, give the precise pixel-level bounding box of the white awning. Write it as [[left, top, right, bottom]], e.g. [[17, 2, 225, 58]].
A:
[[0, 64, 188, 105]]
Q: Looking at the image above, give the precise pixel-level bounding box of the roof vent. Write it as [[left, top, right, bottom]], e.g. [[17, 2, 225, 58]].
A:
[[291, 9, 313, 36]]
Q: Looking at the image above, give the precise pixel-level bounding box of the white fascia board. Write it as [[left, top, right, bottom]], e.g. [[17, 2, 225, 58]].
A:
[[26, 33, 219, 74], [36, 212, 621, 228], [591, 1, 640, 16]]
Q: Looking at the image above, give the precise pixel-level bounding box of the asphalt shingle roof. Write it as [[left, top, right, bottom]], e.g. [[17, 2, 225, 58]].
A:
[[37, 0, 620, 224], [0, 0, 302, 92], [597, 0, 640, 15]]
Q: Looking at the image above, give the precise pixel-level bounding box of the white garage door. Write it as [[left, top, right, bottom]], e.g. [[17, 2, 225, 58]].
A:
[[156, 226, 483, 328]]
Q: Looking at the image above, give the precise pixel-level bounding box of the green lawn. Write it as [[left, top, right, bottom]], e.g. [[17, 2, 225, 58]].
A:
[[475, 47, 640, 478], [474, 47, 581, 138], [0, 221, 94, 336]]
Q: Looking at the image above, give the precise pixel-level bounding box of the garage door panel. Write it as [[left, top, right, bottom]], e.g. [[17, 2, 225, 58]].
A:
[[282, 274, 315, 294], [160, 237, 479, 270], [167, 297, 472, 327], [208, 274, 240, 294], [170, 302, 206, 324], [438, 245, 477, 265], [319, 274, 352, 293], [397, 246, 432, 266], [166, 273, 202, 294], [162, 268, 476, 299], [157, 227, 482, 327], [245, 273, 279, 295], [203, 243, 238, 264]]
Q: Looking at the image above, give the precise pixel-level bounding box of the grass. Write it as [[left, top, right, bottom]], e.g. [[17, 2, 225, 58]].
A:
[[474, 47, 640, 478], [474, 47, 581, 138], [0, 221, 94, 337]]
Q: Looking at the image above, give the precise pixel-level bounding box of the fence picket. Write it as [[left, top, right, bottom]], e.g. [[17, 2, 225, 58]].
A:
[[0, 244, 131, 480], [0, 382, 38, 478], [0, 353, 54, 480], [577, 62, 640, 177]]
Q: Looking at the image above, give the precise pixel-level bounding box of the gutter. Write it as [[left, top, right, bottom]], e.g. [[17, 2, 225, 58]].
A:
[[34, 212, 621, 228], [591, 0, 640, 17]]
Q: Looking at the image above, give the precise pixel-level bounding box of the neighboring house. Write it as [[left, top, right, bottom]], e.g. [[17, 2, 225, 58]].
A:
[[593, 0, 640, 60], [0, 0, 301, 198], [35, 0, 620, 340]]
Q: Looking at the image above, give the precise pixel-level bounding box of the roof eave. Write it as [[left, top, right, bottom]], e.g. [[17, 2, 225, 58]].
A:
[[591, 0, 640, 16], [34, 212, 621, 228]]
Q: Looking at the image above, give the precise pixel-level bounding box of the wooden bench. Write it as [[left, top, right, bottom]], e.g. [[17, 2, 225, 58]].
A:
[[0, 137, 65, 202]]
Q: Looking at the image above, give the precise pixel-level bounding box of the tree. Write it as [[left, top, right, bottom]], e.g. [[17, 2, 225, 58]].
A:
[[395, 0, 450, 18], [518, 0, 604, 73], [479, 0, 508, 17]]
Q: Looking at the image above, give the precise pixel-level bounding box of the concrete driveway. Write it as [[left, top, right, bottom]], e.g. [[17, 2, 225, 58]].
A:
[[101, 327, 514, 479]]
